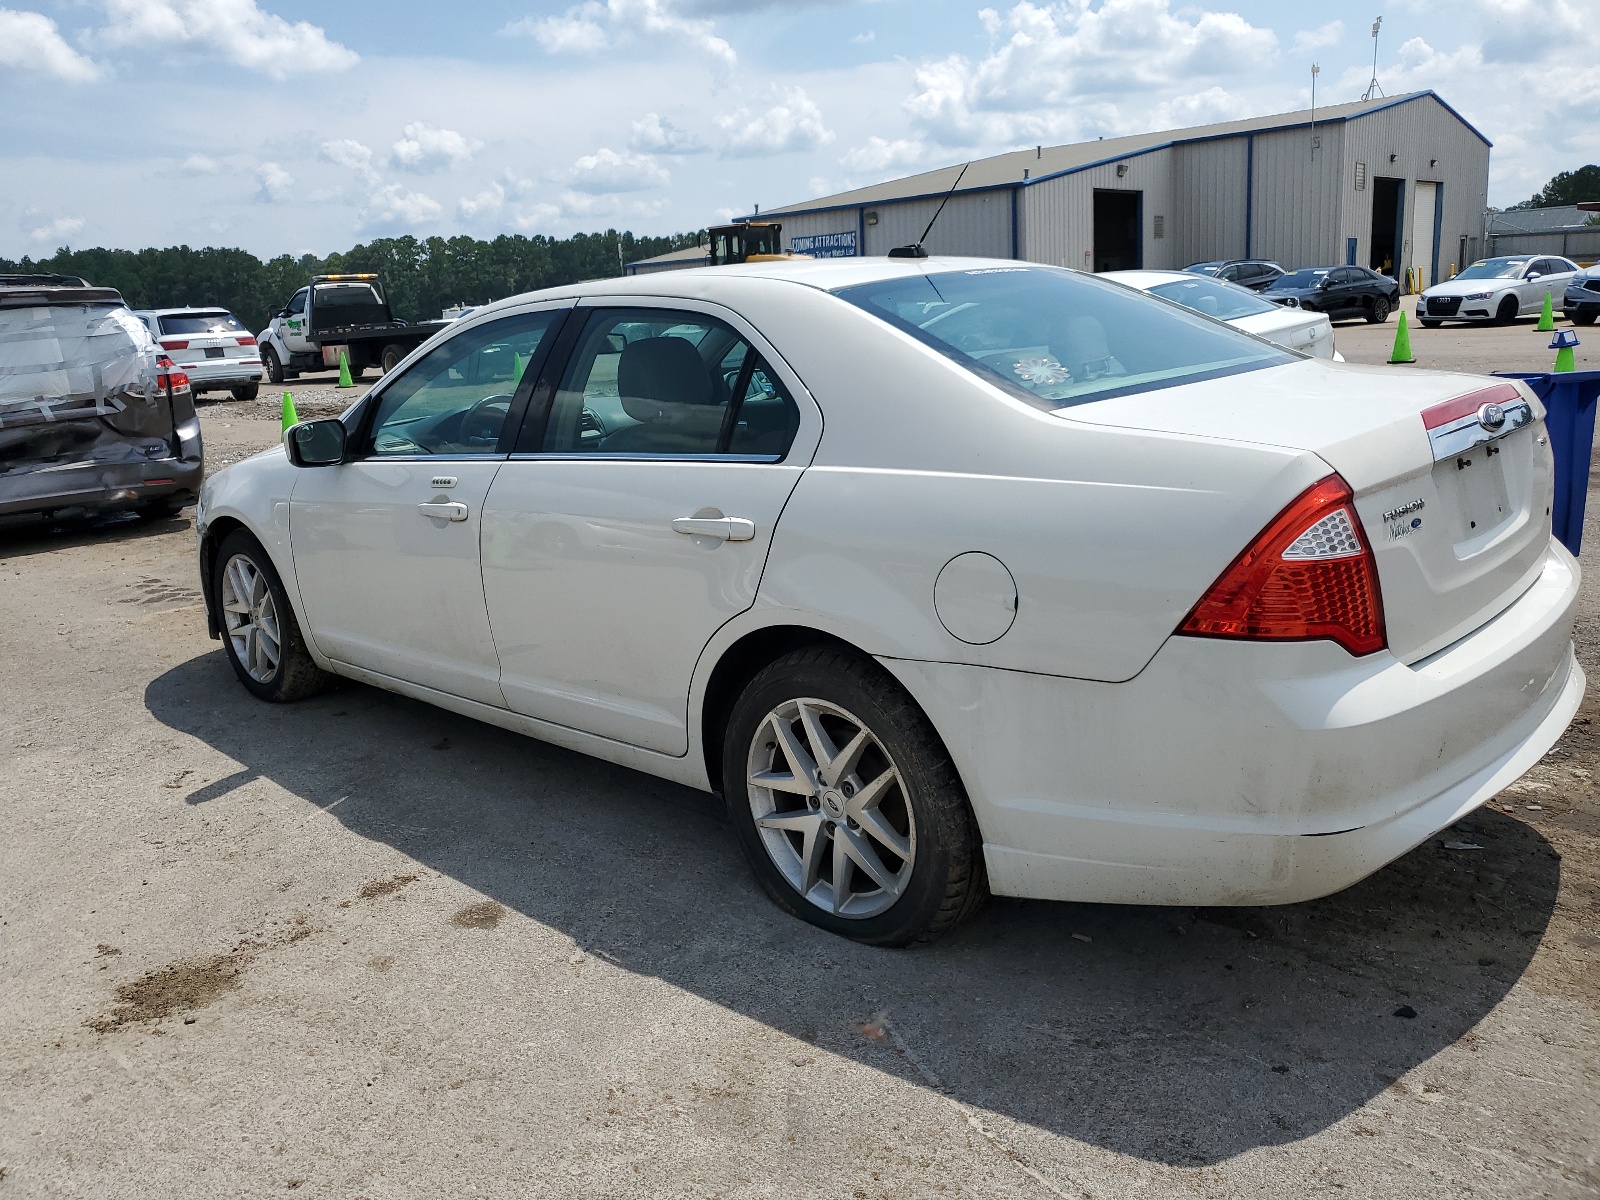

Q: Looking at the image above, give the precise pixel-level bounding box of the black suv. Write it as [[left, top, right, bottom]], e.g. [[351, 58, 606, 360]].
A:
[[1, 274, 203, 523], [1182, 259, 1286, 291]]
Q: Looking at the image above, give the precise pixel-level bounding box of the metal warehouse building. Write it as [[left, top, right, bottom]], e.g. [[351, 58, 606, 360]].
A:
[[752, 91, 1489, 288]]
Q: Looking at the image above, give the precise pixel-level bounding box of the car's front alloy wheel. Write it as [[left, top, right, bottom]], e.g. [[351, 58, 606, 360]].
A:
[[723, 646, 987, 946], [213, 529, 331, 702]]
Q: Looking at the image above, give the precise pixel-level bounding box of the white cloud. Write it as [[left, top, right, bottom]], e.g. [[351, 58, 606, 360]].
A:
[[841, 135, 925, 173], [629, 112, 702, 154], [565, 146, 669, 192], [504, 0, 735, 72], [319, 138, 378, 184], [903, 0, 1277, 146], [391, 122, 483, 173], [0, 9, 102, 82], [29, 215, 86, 243], [255, 162, 293, 203], [96, 0, 358, 79], [851, 30, 874, 45], [1290, 21, 1342, 55], [719, 86, 834, 157], [457, 182, 506, 219], [181, 153, 219, 173], [363, 183, 444, 227]]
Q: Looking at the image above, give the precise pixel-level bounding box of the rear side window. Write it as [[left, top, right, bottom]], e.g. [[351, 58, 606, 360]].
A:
[[835, 266, 1291, 410], [1146, 277, 1277, 320], [533, 308, 799, 458], [160, 312, 247, 335]]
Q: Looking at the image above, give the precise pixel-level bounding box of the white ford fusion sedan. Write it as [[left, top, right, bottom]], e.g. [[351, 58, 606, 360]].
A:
[[196, 257, 1583, 946]]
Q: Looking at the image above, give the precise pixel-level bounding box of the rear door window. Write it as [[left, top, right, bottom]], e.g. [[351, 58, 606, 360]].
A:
[[532, 308, 799, 458], [836, 266, 1291, 410]]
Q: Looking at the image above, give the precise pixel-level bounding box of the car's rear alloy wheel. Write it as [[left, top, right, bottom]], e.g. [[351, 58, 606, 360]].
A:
[[723, 646, 987, 946], [213, 530, 330, 702], [1368, 296, 1391, 323]]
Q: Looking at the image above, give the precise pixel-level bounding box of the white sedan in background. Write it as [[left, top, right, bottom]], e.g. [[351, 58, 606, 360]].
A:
[[1107, 269, 1340, 359], [133, 307, 263, 401], [1419, 255, 1581, 327], [196, 257, 1582, 946]]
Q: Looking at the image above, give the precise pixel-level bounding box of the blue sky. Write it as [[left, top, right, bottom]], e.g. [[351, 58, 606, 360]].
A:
[[1, 0, 1595, 259]]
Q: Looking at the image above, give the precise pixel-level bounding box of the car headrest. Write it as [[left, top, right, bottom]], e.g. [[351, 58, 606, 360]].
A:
[[1053, 315, 1111, 375], [617, 336, 715, 422]]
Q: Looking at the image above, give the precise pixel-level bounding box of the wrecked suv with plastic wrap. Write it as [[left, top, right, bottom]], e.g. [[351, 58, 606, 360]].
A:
[[1, 274, 202, 524]]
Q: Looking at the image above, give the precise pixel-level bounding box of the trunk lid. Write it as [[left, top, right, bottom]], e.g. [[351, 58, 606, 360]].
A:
[[1059, 359, 1554, 663]]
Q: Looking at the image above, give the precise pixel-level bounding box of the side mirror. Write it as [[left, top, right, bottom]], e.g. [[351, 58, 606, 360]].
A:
[[285, 418, 347, 467], [1526, 271, 1542, 280]]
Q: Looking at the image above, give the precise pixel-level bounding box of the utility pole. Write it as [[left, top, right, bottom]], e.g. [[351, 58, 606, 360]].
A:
[[1362, 16, 1384, 102]]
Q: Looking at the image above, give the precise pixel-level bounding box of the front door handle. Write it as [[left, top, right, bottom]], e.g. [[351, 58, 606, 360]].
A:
[[417, 501, 469, 522], [672, 515, 755, 542]]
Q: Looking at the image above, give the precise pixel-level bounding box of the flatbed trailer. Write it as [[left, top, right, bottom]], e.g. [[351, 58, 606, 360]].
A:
[[258, 274, 450, 383]]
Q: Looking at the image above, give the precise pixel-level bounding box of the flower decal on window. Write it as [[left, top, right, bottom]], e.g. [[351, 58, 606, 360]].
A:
[[1011, 356, 1071, 386]]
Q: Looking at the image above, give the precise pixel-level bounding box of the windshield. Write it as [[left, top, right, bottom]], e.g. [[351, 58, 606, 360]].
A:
[[1185, 263, 1222, 276], [159, 311, 246, 335], [1146, 277, 1278, 321], [1267, 269, 1332, 290], [1455, 257, 1530, 280], [833, 267, 1292, 410]]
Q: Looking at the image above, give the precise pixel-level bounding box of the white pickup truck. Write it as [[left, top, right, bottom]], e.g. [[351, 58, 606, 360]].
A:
[[258, 273, 448, 383]]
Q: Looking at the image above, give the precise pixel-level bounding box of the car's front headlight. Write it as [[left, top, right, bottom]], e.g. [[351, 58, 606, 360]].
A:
[[1280, 296, 1298, 307], [1464, 291, 1491, 300]]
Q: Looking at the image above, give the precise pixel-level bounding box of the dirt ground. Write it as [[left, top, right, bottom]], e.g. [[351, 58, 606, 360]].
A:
[[1, 309, 1597, 1198]]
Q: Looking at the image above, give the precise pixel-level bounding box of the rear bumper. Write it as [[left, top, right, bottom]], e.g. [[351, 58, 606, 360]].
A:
[[182, 358, 263, 388], [882, 541, 1583, 906], [0, 451, 203, 518]]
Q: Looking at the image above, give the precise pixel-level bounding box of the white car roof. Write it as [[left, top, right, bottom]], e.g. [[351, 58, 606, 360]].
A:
[[133, 306, 238, 317], [467, 255, 1063, 319]]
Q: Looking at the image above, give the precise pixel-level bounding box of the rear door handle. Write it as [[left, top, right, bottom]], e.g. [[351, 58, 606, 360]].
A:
[[417, 501, 469, 522], [672, 516, 755, 542]]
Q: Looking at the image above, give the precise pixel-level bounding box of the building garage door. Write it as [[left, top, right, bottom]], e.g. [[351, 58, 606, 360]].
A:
[[1411, 182, 1439, 289]]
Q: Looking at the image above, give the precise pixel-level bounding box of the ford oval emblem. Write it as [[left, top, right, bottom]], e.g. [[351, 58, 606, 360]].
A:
[[1478, 402, 1507, 431]]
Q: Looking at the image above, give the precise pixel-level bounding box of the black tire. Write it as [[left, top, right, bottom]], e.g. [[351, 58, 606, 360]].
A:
[[262, 345, 284, 384], [212, 529, 331, 703], [721, 646, 987, 947], [231, 383, 260, 402], [380, 344, 406, 375], [1495, 295, 1518, 326], [1573, 313, 1597, 327], [1366, 296, 1391, 323], [1420, 319, 1442, 329]]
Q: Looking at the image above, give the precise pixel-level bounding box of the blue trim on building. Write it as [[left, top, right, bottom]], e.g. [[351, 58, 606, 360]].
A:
[[857, 206, 866, 256], [1432, 182, 1444, 285], [1244, 135, 1255, 259]]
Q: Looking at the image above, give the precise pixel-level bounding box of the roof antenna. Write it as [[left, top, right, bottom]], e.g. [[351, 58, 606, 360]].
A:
[[1362, 16, 1385, 102], [889, 160, 970, 259]]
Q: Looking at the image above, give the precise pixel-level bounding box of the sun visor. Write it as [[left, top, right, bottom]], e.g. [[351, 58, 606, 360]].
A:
[[0, 304, 164, 429]]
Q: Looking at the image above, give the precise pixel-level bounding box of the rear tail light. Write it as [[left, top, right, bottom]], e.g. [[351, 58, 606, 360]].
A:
[[160, 339, 189, 350], [236, 335, 257, 346], [1178, 475, 1386, 656], [155, 353, 190, 394]]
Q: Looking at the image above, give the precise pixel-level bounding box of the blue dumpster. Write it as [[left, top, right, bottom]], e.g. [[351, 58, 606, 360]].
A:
[[1494, 370, 1600, 555]]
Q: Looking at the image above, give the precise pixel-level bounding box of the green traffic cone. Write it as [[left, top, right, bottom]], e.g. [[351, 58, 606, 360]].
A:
[[1536, 292, 1556, 332], [336, 350, 355, 388], [1552, 329, 1579, 372], [1387, 309, 1416, 364], [281, 390, 299, 434], [513, 351, 527, 382]]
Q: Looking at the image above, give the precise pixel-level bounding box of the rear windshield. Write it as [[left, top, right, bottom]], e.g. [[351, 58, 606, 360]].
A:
[[316, 283, 384, 307], [833, 266, 1292, 409], [1145, 277, 1278, 321], [159, 311, 246, 335], [1267, 269, 1331, 289], [1185, 263, 1222, 276]]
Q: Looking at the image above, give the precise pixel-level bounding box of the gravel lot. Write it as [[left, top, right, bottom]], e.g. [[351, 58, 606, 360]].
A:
[[2, 309, 1597, 1198]]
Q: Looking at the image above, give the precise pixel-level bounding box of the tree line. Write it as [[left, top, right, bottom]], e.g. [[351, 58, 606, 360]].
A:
[[0, 229, 700, 333]]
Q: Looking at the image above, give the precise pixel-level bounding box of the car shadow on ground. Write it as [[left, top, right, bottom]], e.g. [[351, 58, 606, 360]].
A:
[[0, 510, 189, 556], [145, 652, 1560, 1167]]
